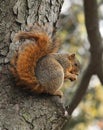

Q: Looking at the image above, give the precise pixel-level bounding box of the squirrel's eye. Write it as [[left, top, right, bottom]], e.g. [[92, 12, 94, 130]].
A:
[[75, 63, 78, 66]]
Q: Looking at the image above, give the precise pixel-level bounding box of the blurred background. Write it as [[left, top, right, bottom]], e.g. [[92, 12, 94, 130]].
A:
[[58, 0, 103, 130]]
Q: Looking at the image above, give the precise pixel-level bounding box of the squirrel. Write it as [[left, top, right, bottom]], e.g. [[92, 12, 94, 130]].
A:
[[10, 25, 80, 97]]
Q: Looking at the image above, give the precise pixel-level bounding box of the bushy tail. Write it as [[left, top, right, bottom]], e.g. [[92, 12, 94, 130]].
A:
[[15, 31, 59, 53], [10, 31, 59, 92]]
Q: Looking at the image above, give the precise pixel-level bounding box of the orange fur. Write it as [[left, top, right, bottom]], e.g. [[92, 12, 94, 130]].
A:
[[10, 32, 59, 93]]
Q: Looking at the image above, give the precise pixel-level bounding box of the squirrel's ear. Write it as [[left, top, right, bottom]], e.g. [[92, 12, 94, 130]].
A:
[[68, 54, 75, 60]]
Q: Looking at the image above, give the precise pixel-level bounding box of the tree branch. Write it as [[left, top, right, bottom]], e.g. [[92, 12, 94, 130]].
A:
[[84, 0, 103, 84], [67, 0, 103, 116], [67, 62, 92, 115]]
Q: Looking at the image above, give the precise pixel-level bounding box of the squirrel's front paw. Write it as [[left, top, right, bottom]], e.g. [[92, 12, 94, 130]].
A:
[[65, 72, 77, 81], [69, 74, 77, 81]]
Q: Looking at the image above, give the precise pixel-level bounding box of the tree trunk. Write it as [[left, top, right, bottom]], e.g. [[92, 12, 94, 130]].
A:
[[0, 0, 67, 130]]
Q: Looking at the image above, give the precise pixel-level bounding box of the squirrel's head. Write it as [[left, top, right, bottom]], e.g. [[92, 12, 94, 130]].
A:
[[65, 54, 80, 81]]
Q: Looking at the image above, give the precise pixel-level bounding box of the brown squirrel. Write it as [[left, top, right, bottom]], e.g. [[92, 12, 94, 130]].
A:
[[10, 26, 80, 97]]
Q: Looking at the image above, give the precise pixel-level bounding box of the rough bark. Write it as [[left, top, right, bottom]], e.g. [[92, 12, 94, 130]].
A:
[[1, 0, 102, 129], [0, 0, 68, 130]]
